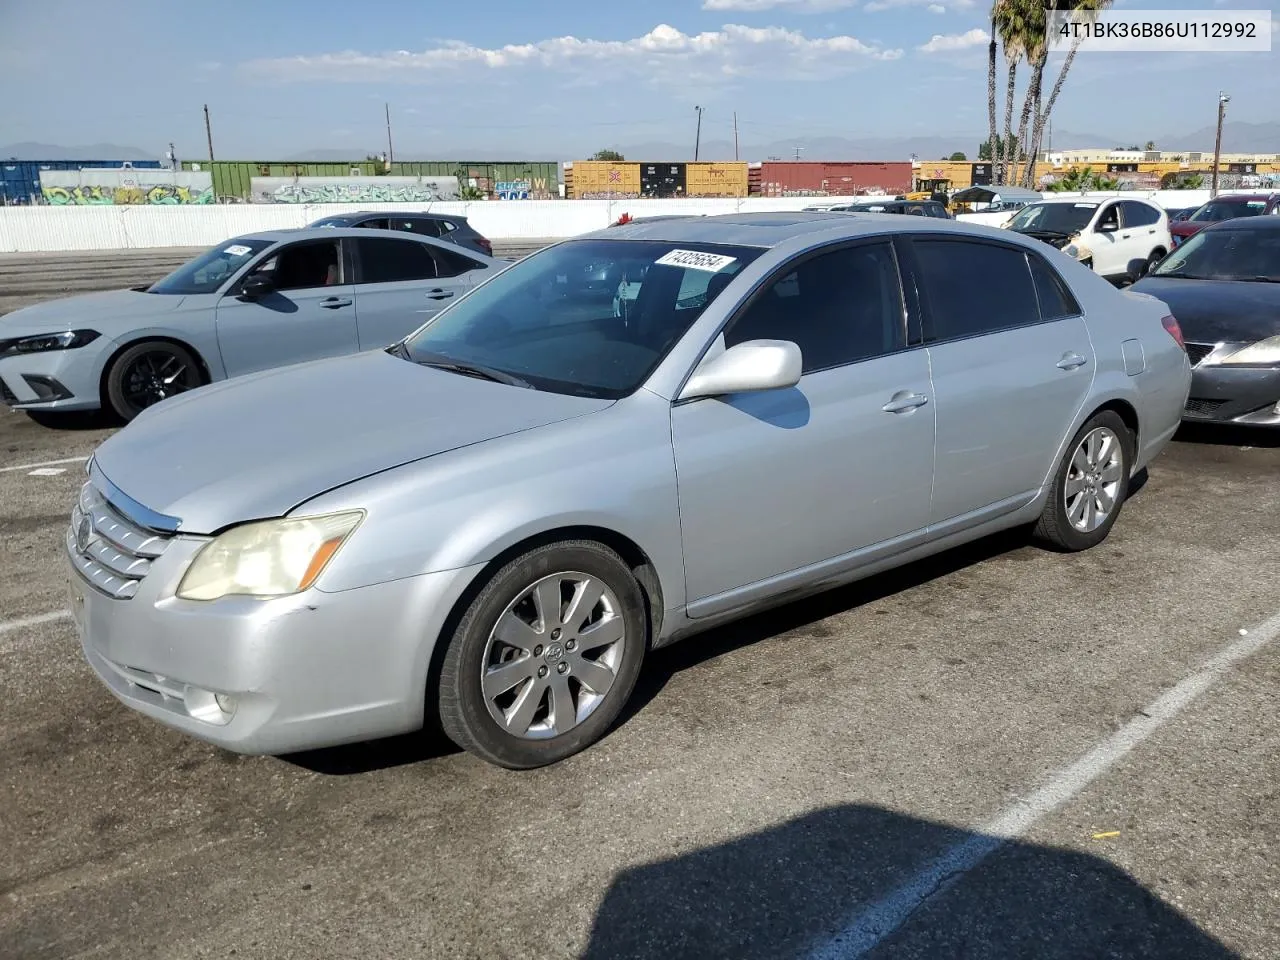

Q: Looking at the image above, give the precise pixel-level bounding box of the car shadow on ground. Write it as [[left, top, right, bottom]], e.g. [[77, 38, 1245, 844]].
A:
[[23, 409, 122, 431], [580, 804, 1240, 959], [287, 480, 1154, 776], [1174, 422, 1280, 449]]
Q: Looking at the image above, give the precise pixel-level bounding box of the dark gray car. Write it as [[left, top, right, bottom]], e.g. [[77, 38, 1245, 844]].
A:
[[309, 210, 494, 257]]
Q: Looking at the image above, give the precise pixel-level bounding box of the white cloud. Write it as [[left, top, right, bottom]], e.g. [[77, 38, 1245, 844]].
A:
[[244, 23, 904, 84], [927, 3, 945, 11], [702, 0, 856, 10], [866, 0, 975, 11], [917, 27, 989, 52]]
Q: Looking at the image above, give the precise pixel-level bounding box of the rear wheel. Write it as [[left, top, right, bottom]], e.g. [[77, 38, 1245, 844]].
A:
[[437, 541, 647, 769], [104, 340, 203, 422], [1141, 248, 1167, 277], [1034, 410, 1134, 552]]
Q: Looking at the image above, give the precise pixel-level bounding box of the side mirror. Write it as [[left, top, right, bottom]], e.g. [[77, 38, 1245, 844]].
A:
[[679, 340, 803, 401], [1097, 221, 1119, 233], [239, 273, 274, 298]]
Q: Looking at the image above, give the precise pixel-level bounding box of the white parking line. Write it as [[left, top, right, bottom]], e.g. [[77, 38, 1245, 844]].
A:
[[0, 609, 72, 636], [808, 609, 1280, 960], [0, 455, 89, 474]]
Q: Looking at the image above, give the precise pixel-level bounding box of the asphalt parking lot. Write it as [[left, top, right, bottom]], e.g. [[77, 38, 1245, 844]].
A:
[[2, 253, 1279, 959]]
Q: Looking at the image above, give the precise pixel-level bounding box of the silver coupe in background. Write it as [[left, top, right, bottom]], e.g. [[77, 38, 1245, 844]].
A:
[[68, 212, 1191, 769]]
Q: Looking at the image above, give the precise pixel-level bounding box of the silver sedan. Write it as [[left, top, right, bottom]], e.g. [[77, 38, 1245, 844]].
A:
[[0, 227, 502, 421], [68, 212, 1191, 768]]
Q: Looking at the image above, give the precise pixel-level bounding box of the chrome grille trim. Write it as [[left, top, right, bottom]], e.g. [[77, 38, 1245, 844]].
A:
[[67, 481, 174, 600]]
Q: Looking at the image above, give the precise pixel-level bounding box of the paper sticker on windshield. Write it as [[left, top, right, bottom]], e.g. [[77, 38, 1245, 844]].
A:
[[1074, 203, 1098, 209], [224, 244, 253, 257], [654, 249, 738, 273]]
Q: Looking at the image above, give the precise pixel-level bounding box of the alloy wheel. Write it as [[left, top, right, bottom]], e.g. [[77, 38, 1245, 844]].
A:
[[1064, 426, 1124, 533]]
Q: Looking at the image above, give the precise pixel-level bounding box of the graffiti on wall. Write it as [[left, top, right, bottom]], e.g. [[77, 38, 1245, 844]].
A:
[[39, 169, 214, 204], [43, 184, 214, 205], [251, 176, 461, 203]]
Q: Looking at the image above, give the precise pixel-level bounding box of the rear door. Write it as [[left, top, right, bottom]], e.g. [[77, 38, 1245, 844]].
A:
[[351, 236, 484, 348], [1120, 200, 1165, 266], [213, 238, 359, 378], [905, 236, 1095, 530]]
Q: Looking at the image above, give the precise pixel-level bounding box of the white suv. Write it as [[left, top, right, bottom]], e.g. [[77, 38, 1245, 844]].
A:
[[1006, 197, 1172, 283]]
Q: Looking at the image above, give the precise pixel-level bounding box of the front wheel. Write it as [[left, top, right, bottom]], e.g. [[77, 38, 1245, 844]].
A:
[[104, 340, 203, 422], [437, 541, 648, 769], [1034, 410, 1134, 552]]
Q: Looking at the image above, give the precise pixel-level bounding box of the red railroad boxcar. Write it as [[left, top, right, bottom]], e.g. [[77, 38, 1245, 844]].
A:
[[750, 161, 913, 197]]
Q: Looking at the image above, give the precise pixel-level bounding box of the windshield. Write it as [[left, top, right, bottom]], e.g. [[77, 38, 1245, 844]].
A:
[[401, 238, 763, 399], [1150, 228, 1280, 282], [309, 217, 353, 227], [1008, 202, 1097, 235], [146, 238, 273, 295], [1189, 199, 1267, 223]]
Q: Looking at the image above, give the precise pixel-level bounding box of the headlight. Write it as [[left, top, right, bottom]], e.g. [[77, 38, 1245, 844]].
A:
[[1062, 244, 1079, 258], [177, 511, 363, 601], [1210, 336, 1280, 367], [0, 329, 100, 356]]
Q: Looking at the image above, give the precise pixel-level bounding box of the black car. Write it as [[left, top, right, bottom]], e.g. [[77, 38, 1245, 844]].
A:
[[1164, 207, 1195, 223], [1131, 217, 1280, 427], [307, 211, 494, 257]]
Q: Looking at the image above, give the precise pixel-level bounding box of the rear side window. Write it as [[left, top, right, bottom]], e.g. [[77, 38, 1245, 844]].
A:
[[355, 217, 390, 230], [390, 218, 447, 237], [1027, 254, 1082, 321], [913, 239, 1041, 341], [355, 237, 439, 283], [1121, 201, 1160, 227], [433, 246, 484, 277]]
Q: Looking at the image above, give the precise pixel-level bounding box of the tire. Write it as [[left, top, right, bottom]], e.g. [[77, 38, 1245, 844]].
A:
[[104, 340, 204, 422], [437, 540, 648, 769], [1034, 410, 1134, 552], [1142, 248, 1167, 277]]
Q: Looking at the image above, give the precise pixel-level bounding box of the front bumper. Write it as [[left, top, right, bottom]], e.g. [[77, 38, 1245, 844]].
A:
[[1183, 364, 1280, 426], [69, 531, 484, 755], [0, 344, 108, 411]]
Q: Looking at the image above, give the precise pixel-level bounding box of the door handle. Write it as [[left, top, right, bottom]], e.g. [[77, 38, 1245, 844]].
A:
[[1057, 352, 1088, 370], [1120, 233, 1131, 239], [882, 392, 929, 414], [320, 297, 352, 308], [426, 288, 455, 301]]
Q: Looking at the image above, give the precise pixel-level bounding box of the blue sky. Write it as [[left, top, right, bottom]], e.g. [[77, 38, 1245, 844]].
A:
[[0, 0, 1275, 159]]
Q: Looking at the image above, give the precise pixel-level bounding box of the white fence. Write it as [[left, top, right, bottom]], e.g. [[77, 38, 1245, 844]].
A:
[[0, 189, 1260, 254]]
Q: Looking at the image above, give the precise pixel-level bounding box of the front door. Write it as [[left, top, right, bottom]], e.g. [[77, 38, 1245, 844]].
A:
[[906, 236, 1096, 528], [1088, 202, 1128, 277], [671, 240, 936, 616], [351, 236, 479, 349], [214, 238, 359, 378]]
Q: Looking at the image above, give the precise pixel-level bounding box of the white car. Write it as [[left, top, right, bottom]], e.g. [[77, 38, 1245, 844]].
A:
[[1006, 197, 1172, 283]]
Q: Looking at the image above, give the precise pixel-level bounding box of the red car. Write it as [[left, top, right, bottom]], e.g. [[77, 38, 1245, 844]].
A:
[[1170, 193, 1280, 247]]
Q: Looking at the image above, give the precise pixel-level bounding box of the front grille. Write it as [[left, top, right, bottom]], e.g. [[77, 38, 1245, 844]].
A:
[[1185, 342, 1216, 367], [66, 481, 172, 599], [1185, 397, 1227, 417], [0, 376, 17, 406]]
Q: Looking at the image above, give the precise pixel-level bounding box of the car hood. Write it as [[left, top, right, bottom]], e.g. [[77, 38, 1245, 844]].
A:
[[90, 349, 614, 534], [1129, 276, 1280, 343], [0, 288, 185, 337], [1170, 220, 1206, 239]]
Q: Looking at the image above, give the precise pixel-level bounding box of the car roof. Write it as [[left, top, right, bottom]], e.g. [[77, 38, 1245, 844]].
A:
[[232, 226, 467, 244], [316, 210, 461, 220], [578, 210, 1030, 249], [1201, 215, 1280, 232]]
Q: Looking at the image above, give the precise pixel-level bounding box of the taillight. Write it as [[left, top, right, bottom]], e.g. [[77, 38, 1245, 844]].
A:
[[1161, 314, 1186, 351]]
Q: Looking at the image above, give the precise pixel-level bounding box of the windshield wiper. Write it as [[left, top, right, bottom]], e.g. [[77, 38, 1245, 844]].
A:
[[1152, 271, 1198, 279], [412, 351, 532, 389]]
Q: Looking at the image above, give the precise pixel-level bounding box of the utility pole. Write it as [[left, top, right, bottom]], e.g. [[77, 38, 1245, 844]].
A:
[[733, 112, 739, 161], [694, 106, 703, 162], [203, 104, 214, 162], [385, 102, 395, 168], [794, 145, 803, 161], [1211, 91, 1229, 199]]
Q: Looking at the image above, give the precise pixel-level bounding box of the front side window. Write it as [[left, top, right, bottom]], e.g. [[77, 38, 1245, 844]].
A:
[[401, 239, 763, 399], [913, 239, 1041, 340], [248, 240, 342, 291], [1189, 200, 1265, 223], [1095, 204, 1120, 232], [724, 242, 905, 374], [356, 237, 440, 283], [147, 238, 272, 295]]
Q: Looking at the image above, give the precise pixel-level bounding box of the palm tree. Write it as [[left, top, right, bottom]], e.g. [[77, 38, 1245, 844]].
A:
[[987, 15, 998, 179], [1022, 0, 1113, 187], [1045, 166, 1120, 192], [991, 0, 1038, 184]]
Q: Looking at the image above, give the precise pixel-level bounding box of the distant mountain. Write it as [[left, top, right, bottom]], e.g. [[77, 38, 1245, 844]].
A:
[[0, 141, 158, 161], [1156, 121, 1280, 154], [284, 148, 378, 162]]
